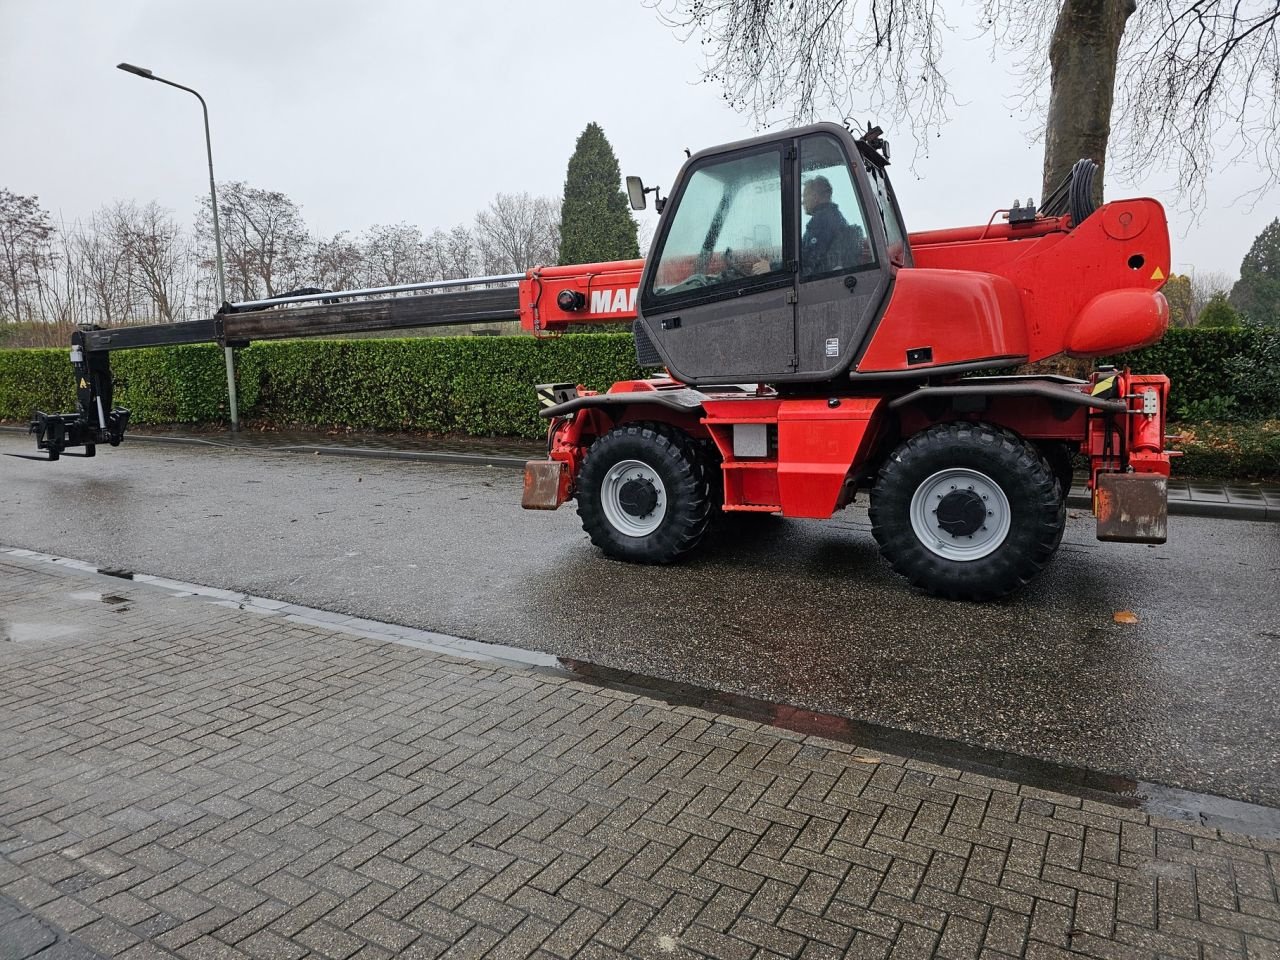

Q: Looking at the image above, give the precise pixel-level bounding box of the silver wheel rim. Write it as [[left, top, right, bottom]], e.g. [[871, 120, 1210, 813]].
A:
[[601, 459, 667, 537], [909, 467, 1011, 561]]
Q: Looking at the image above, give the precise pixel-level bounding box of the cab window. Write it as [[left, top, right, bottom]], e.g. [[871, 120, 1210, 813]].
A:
[[865, 163, 910, 266], [798, 134, 875, 280], [650, 149, 784, 300]]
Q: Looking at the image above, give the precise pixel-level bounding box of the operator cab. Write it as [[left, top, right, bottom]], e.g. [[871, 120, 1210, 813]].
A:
[[636, 122, 910, 386]]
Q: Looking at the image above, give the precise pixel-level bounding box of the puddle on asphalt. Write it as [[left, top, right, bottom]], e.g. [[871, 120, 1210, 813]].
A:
[[0, 590, 130, 643], [68, 590, 129, 605], [0, 621, 82, 642]]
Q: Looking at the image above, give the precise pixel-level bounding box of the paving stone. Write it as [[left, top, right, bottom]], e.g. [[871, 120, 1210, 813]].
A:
[[0, 915, 56, 959]]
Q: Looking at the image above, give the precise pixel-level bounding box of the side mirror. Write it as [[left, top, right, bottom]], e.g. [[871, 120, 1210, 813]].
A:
[[626, 176, 647, 211]]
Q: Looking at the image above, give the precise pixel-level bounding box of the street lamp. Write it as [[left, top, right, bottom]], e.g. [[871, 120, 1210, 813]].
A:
[[116, 62, 240, 431]]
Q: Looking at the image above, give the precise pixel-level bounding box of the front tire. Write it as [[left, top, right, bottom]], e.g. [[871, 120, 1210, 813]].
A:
[[577, 423, 712, 563], [869, 422, 1065, 600]]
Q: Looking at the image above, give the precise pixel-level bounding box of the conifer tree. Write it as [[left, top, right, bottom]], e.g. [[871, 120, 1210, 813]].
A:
[[558, 124, 640, 267], [1230, 218, 1280, 326], [1198, 292, 1242, 328]]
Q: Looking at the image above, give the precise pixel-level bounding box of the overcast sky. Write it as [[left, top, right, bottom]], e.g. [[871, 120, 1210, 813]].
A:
[[1, 0, 1272, 283]]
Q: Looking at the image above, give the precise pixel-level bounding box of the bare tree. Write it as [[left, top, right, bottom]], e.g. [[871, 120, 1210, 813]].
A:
[[362, 222, 430, 286], [109, 202, 191, 323], [311, 231, 364, 292], [0, 188, 55, 322], [654, 0, 1280, 208], [635, 215, 656, 257], [473, 193, 561, 273], [422, 229, 450, 282], [442, 225, 480, 280], [1189, 269, 1235, 323], [197, 181, 310, 301], [77, 207, 136, 327], [33, 226, 86, 335]]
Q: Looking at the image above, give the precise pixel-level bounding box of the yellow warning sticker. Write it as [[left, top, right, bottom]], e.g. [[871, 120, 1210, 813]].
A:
[[1091, 375, 1117, 397], [79, 378, 87, 389], [1150, 266, 1165, 281]]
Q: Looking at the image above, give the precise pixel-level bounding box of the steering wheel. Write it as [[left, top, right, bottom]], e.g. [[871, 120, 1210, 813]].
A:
[[719, 246, 747, 281]]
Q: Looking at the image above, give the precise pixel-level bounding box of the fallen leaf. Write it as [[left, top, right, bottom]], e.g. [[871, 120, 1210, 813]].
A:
[[1113, 611, 1139, 624], [852, 757, 881, 765]]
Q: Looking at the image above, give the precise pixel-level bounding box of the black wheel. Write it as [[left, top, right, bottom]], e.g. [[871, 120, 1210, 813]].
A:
[[1037, 442, 1075, 501], [868, 422, 1066, 600], [576, 423, 712, 563], [83, 444, 96, 458]]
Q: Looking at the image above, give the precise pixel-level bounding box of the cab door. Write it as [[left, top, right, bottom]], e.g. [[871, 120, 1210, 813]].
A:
[[793, 131, 895, 378], [637, 145, 797, 385]]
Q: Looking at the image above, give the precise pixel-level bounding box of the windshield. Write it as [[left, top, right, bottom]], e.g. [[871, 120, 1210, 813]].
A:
[[651, 149, 784, 297]]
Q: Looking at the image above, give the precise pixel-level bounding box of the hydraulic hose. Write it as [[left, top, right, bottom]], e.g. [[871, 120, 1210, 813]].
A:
[[1042, 158, 1099, 226]]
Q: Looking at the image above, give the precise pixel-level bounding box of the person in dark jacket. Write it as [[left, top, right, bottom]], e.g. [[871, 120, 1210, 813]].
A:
[[798, 175, 851, 275], [752, 175, 862, 277]]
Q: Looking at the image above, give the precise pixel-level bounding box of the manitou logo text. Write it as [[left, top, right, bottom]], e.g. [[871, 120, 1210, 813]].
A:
[[590, 288, 639, 314]]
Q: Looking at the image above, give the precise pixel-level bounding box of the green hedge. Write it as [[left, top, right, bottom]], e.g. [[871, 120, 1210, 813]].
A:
[[1106, 325, 1279, 421], [0, 348, 73, 419], [1, 327, 1274, 441], [0, 335, 646, 440], [1170, 421, 1280, 480]]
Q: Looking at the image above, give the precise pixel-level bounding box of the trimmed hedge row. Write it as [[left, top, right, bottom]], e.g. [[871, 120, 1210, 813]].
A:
[[0, 335, 646, 440], [1, 327, 1274, 441], [1106, 325, 1279, 421], [1169, 421, 1280, 481]]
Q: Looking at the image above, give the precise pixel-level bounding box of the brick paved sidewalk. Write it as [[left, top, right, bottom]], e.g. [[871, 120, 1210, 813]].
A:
[[1, 554, 1278, 960]]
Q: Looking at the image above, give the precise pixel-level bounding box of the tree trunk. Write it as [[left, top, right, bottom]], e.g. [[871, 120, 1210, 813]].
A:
[[1041, 0, 1135, 208], [1027, 0, 1134, 378]]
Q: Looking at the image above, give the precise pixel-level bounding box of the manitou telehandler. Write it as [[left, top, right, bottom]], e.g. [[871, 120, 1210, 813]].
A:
[[517, 122, 1173, 600], [26, 121, 1173, 601]]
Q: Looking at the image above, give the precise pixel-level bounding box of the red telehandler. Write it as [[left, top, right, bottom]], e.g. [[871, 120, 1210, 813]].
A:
[[516, 122, 1174, 600], [25, 121, 1173, 601]]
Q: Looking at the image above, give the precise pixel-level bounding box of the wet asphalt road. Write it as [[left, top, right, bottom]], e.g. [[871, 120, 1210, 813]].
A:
[[2, 434, 1278, 806]]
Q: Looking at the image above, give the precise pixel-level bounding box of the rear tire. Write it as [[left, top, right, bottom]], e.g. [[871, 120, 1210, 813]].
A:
[[869, 422, 1065, 600], [1038, 441, 1075, 502], [577, 423, 712, 563]]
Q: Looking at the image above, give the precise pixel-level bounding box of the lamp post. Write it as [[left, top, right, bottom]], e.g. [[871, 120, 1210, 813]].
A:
[[117, 62, 240, 431]]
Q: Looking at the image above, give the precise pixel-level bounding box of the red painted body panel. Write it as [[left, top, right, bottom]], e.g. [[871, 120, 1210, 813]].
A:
[[909, 215, 1072, 248], [860, 199, 1170, 373], [519, 260, 643, 334], [856, 270, 1029, 373], [535, 367, 1174, 525], [899, 199, 1170, 364], [699, 396, 884, 517], [1063, 289, 1169, 357], [776, 399, 883, 517]]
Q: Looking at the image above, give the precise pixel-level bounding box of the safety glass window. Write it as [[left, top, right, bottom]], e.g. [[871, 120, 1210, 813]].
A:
[[650, 149, 783, 299], [865, 163, 909, 266], [799, 135, 875, 280]]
